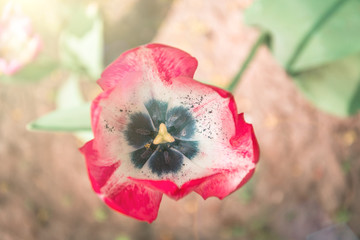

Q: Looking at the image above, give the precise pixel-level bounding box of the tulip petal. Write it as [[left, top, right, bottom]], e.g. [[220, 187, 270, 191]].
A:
[[130, 175, 213, 200], [103, 181, 163, 223], [124, 112, 155, 148], [147, 147, 184, 176], [195, 168, 256, 200], [97, 43, 198, 90], [80, 140, 119, 193], [166, 76, 258, 171], [80, 140, 162, 223]]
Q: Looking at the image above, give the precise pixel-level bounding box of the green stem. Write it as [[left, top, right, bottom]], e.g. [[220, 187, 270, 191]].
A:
[[226, 31, 268, 92], [285, 0, 348, 73]]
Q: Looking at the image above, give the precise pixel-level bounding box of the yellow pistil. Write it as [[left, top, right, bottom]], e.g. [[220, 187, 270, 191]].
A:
[[153, 123, 175, 145]]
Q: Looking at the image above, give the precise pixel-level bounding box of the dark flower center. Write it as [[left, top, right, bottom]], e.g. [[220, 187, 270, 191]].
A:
[[124, 99, 198, 176]]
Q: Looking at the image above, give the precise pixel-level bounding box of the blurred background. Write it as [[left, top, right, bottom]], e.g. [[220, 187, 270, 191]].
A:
[[1, 0, 360, 239]]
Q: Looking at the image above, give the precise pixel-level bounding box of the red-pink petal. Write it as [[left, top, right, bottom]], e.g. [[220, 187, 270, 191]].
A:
[[129, 175, 214, 200], [80, 140, 163, 223], [163, 77, 259, 199], [195, 168, 256, 200], [80, 140, 120, 193], [97, 43, 198, 90], [231, 113, 260, 164], [103, 181, 163, 223]]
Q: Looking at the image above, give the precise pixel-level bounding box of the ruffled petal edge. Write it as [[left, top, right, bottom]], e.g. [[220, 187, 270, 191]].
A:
[[97, 43, 198, 90], [129, 167, 255, 201], [80, 140, 163, 223]]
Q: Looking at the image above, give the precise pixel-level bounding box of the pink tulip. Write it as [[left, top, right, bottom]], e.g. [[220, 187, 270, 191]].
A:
[[81, 44, 259, 222], [0, 2, 41, 75]]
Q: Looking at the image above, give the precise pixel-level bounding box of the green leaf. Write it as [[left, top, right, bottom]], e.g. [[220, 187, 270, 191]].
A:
[[28, 103, 91, 132], [59, 3, 104, 80], [245, 0, 360, 116], [54, 75, 94, 139], [293, 54, 360, 116], [245, 0, 360, 73], [56, 75, 85, 109], [28, 75, 93, 137]]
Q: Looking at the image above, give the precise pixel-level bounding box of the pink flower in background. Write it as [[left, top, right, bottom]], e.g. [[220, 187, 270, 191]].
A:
[[80, 44, 259, 223], [0, 2, 41, 75]]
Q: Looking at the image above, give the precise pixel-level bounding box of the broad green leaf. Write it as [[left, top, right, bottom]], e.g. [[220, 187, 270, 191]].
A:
[[294, 54, 360, 116], [55, 75, 94, 140], [245, 0, 360, 116], [59, 3, 104, 80], [56, 75, 84, 109], [245, 0, 360, 73], [28, 103, 91, 132]]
